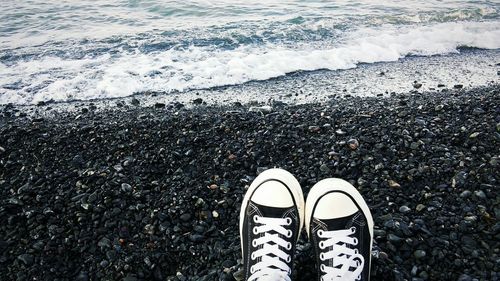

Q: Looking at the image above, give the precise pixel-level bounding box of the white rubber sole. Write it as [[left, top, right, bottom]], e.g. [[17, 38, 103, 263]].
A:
[[239, 168, 305, 255], [305, 178, 374, 246]]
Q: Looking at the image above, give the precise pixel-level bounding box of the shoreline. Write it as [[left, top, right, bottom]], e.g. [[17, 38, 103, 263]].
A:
[[0, 86, 499, 280], [1, 48, 499, 111]]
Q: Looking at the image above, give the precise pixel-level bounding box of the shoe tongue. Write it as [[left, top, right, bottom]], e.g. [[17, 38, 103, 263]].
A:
[[250, 201, 293, 218], [316, 211, 361, 230]]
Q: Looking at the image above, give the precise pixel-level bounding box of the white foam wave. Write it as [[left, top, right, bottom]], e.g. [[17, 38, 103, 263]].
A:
[[1, 21, 499, 105]]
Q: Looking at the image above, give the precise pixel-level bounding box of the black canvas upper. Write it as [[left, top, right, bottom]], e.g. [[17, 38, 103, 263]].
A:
[[309, 204, 371, 281], [241, 192, 300, 280]]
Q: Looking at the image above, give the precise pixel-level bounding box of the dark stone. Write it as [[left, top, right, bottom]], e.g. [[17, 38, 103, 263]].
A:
[[123, 276, 138, 281], [17, 254, 34, 266], [98, 237, 112, 249], [222, 259, 236, 268], [75, 271, 89, 281], [414, 250, 426, 259], [180, 213, 191, 222], [457, 274, 472, 281], [452, 171, 467, 188], [106, 250, 117, 261], [192, 98, 203, 105], [472, 108, 485, 115], [189, 234, 206, 243], [1, 85, 499, 280]]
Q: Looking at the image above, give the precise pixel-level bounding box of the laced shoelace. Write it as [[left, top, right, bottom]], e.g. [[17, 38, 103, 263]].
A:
[[248, 215, 293, 281], [317, 226, 364, 281]]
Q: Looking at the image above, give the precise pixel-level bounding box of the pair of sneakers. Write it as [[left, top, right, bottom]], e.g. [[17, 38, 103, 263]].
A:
[[239, 169, 373, 281]]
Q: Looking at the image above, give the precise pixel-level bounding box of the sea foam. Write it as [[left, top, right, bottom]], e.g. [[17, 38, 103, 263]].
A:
[[1, 21, 499, 105]]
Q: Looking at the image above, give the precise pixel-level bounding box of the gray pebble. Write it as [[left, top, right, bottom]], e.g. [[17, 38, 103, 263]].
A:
[[399, 205, 411, 213], [17, 254, 34, 266], [121, 183, 132, 192], [180, 213, 192, 222], [414, 250, 426, 259], [460, 190, 472, 198], [474, 190, 486, 199]]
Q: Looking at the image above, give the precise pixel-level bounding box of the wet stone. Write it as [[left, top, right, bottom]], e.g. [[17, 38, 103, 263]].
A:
[[474, 190, 486, 199], [414, 250, 426, 259], [416, 204, 425, 212], [98, 237, 112, 249], [180, 213, 191, 222], [106, 250, 117, 261], [1, 85, 498, 280], [452, 171, 467, 187], [113, 164, 123, 172], [193, 225, 205, 233], [388, 234, 403, 243], [123, 275, 138, 281], [131, 98, 140, 106], [222, 260, 236, 268], [75, 271, 89, 281], [32, 241, 45, 251], [17, 254, 34, 266], [457, 274, 473, 281], [388, 180, 401, 189], [460, 190, 472, 198], [121, 183, 132, 192], [399, 205, 411, 213], [319, 163, 330, 173]]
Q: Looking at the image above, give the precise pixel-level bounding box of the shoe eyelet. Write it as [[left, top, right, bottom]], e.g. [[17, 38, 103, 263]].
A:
[[353, 237, 358, 245], [252, 240, 258, 247], [350, 226, 356, 233], [253, 227, 258, 234], [251, 252, 256, 260], [319, 241, 325, 249], [285, 217, 292, 225], [286, 229, 292, 238], [317, 229, 324, 237], [253, 215, 259, 223], [320, 253, 325, 261], [286, 242, 292, 250], [320, 264, 326, 272], [250, 265, 255, 273], [286, 255, 291, 263]]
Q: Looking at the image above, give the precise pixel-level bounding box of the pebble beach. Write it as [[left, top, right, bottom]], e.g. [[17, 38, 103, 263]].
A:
[[1, 85, 499, 281]]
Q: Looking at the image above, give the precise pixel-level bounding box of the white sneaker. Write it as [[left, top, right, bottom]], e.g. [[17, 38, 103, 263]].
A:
[[239, 168, 305, 281], [305, 179, 374, 281]]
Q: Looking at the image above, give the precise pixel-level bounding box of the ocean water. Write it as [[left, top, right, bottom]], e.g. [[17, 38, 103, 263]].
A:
[[0, 0, 499, 105]]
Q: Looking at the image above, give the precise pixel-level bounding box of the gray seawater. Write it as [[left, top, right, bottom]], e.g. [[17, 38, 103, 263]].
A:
[[0, 0, 499, 105]]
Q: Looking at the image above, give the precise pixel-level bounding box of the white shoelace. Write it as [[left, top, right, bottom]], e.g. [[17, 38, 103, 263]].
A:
[[248, 215, 293, 281], [317, 226, 364, 281]]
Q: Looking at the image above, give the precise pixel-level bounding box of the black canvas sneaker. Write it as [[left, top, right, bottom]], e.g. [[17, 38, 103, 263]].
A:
[[239, 168, 305, 281], [305, 179, 374, 281]]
